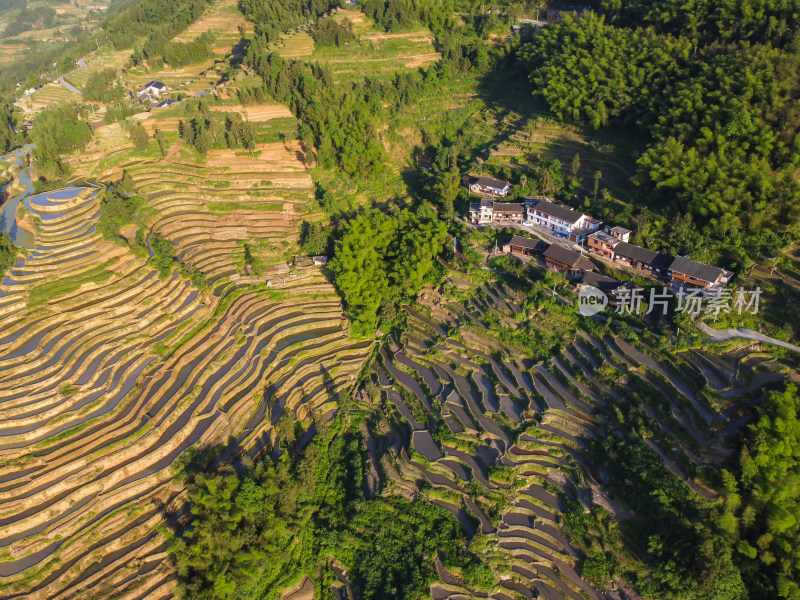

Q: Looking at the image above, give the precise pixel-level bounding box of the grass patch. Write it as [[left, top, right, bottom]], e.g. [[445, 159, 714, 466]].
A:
[[27, 264, 115, 308]]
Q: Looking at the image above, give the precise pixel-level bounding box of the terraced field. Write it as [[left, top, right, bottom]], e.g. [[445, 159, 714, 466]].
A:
[[0, 43, 29, 65], [484, 117, 641, 203], [172, 0, 250, 58], [208, 104, 294, 122], [18, 83, 81, 112], [274, 31, 315, 59], [125, 139, 312, 285], [126, 61, 221, 95], [359, 274, 757, 599], [277, 10, 440, 83], [61, 50, 134, 91], [0, 140, 369, 595]]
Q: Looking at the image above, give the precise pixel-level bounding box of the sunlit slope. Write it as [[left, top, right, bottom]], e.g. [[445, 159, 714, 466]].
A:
[[0, 173, 369, 598]]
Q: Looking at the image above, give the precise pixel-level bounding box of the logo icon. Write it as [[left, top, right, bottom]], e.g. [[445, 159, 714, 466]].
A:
[[578, 285, 608, 316]]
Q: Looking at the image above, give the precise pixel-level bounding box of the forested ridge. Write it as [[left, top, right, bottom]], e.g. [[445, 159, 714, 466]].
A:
[[517, 4, 800, 267]]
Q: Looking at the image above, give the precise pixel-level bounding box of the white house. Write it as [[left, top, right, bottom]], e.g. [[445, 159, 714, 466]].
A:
[[606, 225, 632, 243], [468, 198, 494, 224], [524, 197, 601, 242], [138, 80, 167, 97], [466, 176, 512, 197]]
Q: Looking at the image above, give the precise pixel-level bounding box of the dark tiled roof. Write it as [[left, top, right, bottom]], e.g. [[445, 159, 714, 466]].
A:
[[493, 202, 524, 213], [528, 199, 584, 224], [669, 256, 725, 283], [470, 198, 494, 210], [614, 242, 659, 264], [576, 257, 596, 271], [475, 176, 511, 190], [579, 271, 624, 293], [509, 235, 547, 252], [543, 244, 583, 268], [649, 253, 675, 272]]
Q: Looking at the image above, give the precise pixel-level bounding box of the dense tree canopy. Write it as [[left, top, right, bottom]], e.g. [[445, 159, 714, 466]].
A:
[[311, 16, 355, 47], [0, 232, 17, 277], [31, 104, 93, 182], [83, 68, 124, 103], [329, 206, 446, 334], [239, 0, 336, 42], [727, 385, 800, 600], [0, 103, 19, 153], [133, 31, 216, 68], [518, 10, 800, 265], [601, 0, 800, 48], [104, 0, 215, 54]]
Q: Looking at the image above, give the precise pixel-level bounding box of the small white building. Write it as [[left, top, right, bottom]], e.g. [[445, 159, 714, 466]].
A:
[[524, 197, 600, 242], [606, 225, 632, 243], [138, 80, 167, 97], [468, 198, 494, 224], [466, 175, 512, 197]]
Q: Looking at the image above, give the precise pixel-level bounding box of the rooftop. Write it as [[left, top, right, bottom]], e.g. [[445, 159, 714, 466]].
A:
[[669, 255, 727, 283], [610, 226, 632, 236], [470, 198, 494, 210], [589, 230, 620, 246], [543, 244, 592, 269], [493, 202, 525, 213], [579, 271, 624, 293], [613, 242, 660, 264], [650, 253, 675, 272], [508, 235, 548, 252], [474, 176, 512, 190], [527, 198, 585, 225]]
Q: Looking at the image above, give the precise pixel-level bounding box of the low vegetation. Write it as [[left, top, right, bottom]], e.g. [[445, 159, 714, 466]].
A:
[[82, 68, 124, 103]]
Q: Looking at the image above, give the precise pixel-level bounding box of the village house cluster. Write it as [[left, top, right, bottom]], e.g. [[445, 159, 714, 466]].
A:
[[132, 80, 179, 109], [465, 175, 732, 289]]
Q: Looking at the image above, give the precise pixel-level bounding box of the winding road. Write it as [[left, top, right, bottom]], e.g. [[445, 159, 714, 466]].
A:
[[696, 320, 800, 354], [57, 76, 82, 95]]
